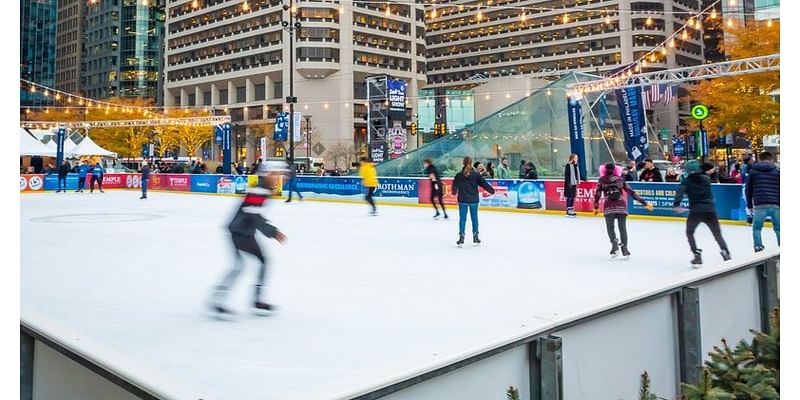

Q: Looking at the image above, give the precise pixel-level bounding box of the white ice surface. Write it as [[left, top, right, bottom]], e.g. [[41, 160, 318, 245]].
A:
[[20, 191, 777, 400]]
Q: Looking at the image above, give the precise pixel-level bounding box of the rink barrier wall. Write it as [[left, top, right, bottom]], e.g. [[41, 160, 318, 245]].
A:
[[338, 252, 780, 400], [21, 174, 756, 223]]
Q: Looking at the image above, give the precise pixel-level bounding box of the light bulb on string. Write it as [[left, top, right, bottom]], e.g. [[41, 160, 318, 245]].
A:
[[520, 13, 526, 22], [695, 18, 702, 30], [55, 93, 61, 100], [727, 17, 734, 27], [728, 0, 736, 6], [546, 89, 551, 96], [767, 19, 773, 27], [45, 108, 49, 114], [67, 96, 72, 103], [670, 38, 676, 47], [430, 7, 436, 18], [242, 1, 249, 11], [26, 108, 31, 114], [605, 14, 611, 24], [30, 86, 36, 93], [649, 53, 656, 62], [44, 90, 49, 97], [711, 9, 717, 19], [476, 9, 482, 21], [688, 17, 694, 26], [681, 30, 688, 40], [661, 47, 667, 55], [385, 5, 390, 16], [562, 14, 569, 24], [192, 0, 199, 8], [646, 17, 652, 26]]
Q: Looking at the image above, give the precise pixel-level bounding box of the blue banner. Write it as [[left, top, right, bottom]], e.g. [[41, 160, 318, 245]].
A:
[[56, 127, 66, 169], [283, 176, 420, 202], [375, 178, 418, 199], [44, 174, 80, 190], [615, 87, 648, 162], [190, 174, 219, 193], [387, 78, 407, 119], [687, 134, 696, 158], [214, 127, 223, 144], [481, 179, 547, 209], [672, 136, 686, 157], [696, 129, 709, 158], [219, 123, 231, 174], [274, 112, 288, 141], [627, 182, 747, 221], [567, 97, 588, 180]]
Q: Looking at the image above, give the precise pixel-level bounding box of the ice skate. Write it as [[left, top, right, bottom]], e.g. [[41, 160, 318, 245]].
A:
[[253, 301, 274, 316], [691, 250, 703, 269], [443, 214, 448, 220], [720, 249, 731, 262], [621, 245, 630, 260], [208, 287, 235, 320], [370, 210, 378, 216], [433, 212, 441, 220], [754, 245, 765, 253], [456, 234, 465, 248], [610, 241, 620, 259], [473, 233, 481, 246]]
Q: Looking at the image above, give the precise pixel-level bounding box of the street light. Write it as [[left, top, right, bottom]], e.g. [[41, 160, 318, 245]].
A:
[[282, 1, 301, 167]]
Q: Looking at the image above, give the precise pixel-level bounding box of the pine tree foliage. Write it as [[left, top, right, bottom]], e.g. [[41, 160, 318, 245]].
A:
[[506, 385, 520, 400], [681, 368, 735, 400], [639, 370, 658, 400]]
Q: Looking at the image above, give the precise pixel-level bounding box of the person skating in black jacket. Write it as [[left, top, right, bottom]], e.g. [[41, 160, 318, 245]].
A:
[[423, 159, 448, 219], [673, 160, 731, 268], [210, 162, 288, 317], [56, 160, 71, 193], [452, 157, 495, 247], [746, 151, 780, 252]]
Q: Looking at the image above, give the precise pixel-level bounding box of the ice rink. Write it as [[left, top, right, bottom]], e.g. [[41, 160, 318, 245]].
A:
[[20, 191, 778, 400]]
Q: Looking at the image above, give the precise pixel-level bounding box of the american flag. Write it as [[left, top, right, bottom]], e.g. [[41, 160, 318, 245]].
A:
[[642, 84, 675, 110]]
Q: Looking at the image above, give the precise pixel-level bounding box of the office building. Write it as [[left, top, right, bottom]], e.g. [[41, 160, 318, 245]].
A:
[[21, 0, 57, 107], [162, 0, 427, 164], [54, 0, 84, 95]]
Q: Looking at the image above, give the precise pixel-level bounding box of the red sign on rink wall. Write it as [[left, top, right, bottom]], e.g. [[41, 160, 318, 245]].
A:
[[148, 174, 190, 191], [544, 181, 603, 212]]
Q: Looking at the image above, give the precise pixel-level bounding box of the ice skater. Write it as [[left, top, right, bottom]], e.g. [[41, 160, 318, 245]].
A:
[[75, 161, 88, 192], [452, 157, 495, 247], [210, 162, 287, 317], [284, 158, 304, 203], [140, 162, 150, 199], [56, 160, 70, 193], [673, 160, 731, 268], [745, 151, 780, 252], [90, 162, 104, 193], [423, 159, 447, 219], [359, 157, 378, 216], [563, 154, 581, 217], [593, 163, 653, 259]]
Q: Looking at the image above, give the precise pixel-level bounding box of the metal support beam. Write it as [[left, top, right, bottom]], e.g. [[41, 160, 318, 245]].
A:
[[21, 115, 231, 130], [676, 286, 702, 386], [529, 335, 562, 400], [757, 257, 780, 332], [570, 54, 780, 93], [21, 330, 34, 400]]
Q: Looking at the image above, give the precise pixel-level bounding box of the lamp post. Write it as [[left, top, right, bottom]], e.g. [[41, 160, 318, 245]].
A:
[[282, 0, 301, 167], [304, 114, 312, 171]]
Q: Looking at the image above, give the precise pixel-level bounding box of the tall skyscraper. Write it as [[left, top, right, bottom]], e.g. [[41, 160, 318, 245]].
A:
[[21, 0, 57, 107], [54, 0, 85, 95], [162, 0, 427, 163], [83, 0, 165, 99]]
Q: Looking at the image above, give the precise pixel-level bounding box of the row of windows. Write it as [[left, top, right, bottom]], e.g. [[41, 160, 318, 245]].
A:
[[353, 1, 410, 18], [168, 12, 282, 49], [353, 32, 412, 53], [430, 0, 606, 22], [86, 56, 119, 72], [56, 30, 80, 47], [428, 40, 621, 72], [298, 7, 339, 20], [56, 43, 79, 59], [301, 27, 339, 40], [297, 47, 339, 61], [56, 56, 79, 71], [168, 0, 281, 34], [173, 82, 282, 106], [87, 10, 120, 29], [168, 32, 282, 66], [57, 14, 80, 36], [167, 50, 283, 81], [428, 23, 619, 58], [86, 26, 121, 43], [353, 12, 410, 35], [354, 51, 411, 71], [427, 53, 622, 84]]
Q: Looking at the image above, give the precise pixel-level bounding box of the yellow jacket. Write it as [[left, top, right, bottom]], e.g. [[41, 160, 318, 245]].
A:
[[360, 162, 378, 187]]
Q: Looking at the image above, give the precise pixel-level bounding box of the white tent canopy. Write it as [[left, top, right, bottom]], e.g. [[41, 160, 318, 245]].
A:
[[66, 135, 117, 157], [20, 128, 56, 157]]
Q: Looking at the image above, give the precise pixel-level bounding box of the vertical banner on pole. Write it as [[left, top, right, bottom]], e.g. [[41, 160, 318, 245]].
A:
[[292, 112, 302, 143], [260, 137, 267, 159], [566, 97, 587, 179], [614, 87, 649, 162], [220, 123, 232, 174], [274, 112, 288, 141], [55, 126, 66, 168]]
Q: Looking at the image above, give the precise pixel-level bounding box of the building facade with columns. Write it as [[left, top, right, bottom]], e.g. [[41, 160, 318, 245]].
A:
[[163, 0, 427, 166], [422, 0, 706, 140]]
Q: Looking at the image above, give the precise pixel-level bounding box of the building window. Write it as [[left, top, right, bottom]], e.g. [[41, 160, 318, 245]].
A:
[[255, 84, 265, 101], [236, 86, 246, 103], [273, 81, 282, 99], [219, 89, 228, 105]]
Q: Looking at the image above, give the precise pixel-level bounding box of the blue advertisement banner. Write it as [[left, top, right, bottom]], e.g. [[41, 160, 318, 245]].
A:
[[375, 178, 418, 199], [615, 87, 648, 162], [274, 112, 288, 141], [44, 174, 80, 190], [672, 136, 686, 157], [285, 176, 420, 202], [481, 179, 547, 209], [190, 174, 219, 193], [687, 134, 696, 157], [387, 78, 406, 115], [627, 182, 747, 221], [567, 97, 588, 180]]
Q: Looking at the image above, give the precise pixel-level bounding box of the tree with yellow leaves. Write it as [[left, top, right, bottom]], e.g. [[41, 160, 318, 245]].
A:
[[163, 108, 214, 159], [686, 20, 779, 152]]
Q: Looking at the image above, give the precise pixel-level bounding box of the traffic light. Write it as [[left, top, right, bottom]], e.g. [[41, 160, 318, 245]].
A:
[[433, 122, 447, 137], [409, 122, 417, 136]]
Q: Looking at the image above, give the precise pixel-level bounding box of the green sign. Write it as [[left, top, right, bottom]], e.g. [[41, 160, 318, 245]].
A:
[[659, 128, 670, 140], [691, 104, 710, 120]]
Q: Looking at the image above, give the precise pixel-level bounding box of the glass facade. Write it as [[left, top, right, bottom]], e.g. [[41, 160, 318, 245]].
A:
[[377, 72, 656, 178], [417, 89, 474, 133], [20, 0, 56, 107]]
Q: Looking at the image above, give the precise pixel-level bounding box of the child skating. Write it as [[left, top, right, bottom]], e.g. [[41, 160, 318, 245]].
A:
[[210, 162, 287, 318], [672, 160, 731, 268], [593, 163, 653, 259]]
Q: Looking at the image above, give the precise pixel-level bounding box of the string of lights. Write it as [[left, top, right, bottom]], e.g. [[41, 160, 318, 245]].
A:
[[21, 79, 167, 119]]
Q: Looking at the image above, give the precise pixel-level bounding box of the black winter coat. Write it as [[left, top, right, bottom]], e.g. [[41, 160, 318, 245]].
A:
[[673, 173, 716, 214], [746, 161, 779, 208], [452, 169, 495, 203]]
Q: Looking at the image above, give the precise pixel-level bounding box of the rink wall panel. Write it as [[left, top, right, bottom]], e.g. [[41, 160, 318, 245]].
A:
[[22, 174, 751, 220]]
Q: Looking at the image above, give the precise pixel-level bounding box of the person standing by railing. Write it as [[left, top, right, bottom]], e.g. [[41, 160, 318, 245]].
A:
[[452, 157, 495, 247], [563, 154, 581, 218], [495, 157, 511, 179]]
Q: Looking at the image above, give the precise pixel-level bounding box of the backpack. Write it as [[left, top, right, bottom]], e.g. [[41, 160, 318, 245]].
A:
[[605, 178, 623, 201]]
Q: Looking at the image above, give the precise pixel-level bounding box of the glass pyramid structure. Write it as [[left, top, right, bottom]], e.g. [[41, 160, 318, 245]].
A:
[[376, 72, 639, 178]]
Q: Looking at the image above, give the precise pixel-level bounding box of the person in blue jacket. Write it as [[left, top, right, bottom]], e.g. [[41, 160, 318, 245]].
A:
[[90, 162, 105, 193], [75, 161, 89, 193]]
